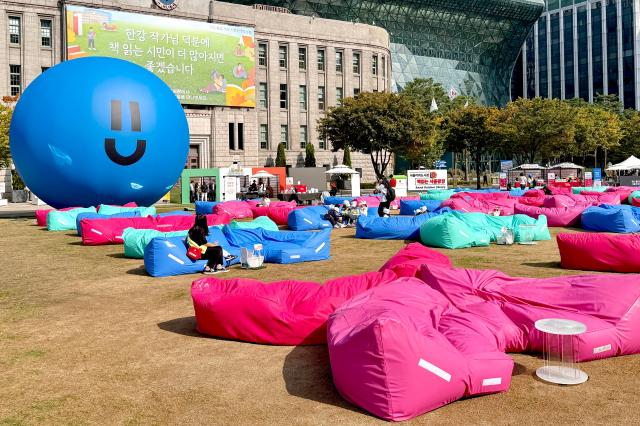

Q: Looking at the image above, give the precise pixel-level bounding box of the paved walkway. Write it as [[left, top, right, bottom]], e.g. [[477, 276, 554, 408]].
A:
[[0, 202, 47, 218]]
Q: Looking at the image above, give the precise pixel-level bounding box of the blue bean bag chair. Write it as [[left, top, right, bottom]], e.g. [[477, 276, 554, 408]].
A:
[[288, 206, 332, 230], [581, 204, 640, 233], [195, 201, 220, 215], [355, 209, 451, 240], [509, 189, 526, 197], [399, 199, 442, 215], [158, 210, 193, 217], [144, 227, 331, 277], [323, 196, 354, 206], [75, 211, 142, 236]]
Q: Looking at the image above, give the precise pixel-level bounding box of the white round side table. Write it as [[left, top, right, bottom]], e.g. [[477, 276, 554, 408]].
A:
[[535, 318, 589, 385]]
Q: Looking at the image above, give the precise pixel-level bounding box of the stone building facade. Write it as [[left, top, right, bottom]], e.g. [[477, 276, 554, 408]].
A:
[[0, 0, 391, 183]]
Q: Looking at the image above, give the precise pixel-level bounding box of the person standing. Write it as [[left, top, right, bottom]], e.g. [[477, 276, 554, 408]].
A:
[[389, 174, 397, 188], [376, 177, 391, 217], [208, 179, 215, 202], [190, 181, 195, 203], [87, 27, 97, 51], [482, 173, 488, 187], [200, 180, 208, 201]]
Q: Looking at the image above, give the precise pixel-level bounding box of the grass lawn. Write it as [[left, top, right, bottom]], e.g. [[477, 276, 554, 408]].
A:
[[0, 218, 639, 425]]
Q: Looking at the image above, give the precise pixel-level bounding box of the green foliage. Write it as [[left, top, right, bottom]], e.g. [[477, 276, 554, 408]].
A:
[[304, 143, 316, 167], [401, 78, 450, 114], [593, 94, 623, 115], [0, 102, 13, 168], [318, 92, 440, 179], [572, 105, 623, 165], [611, 110, 640, 163], [11, 169, 24, 190], [501, 98, 576, 163], [442, 105, 502, 189], [342, 146, 352, 168], [275, 143, 287, 167]]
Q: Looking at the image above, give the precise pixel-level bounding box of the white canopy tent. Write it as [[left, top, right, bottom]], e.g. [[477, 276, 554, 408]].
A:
[[251, 170, 275, 179], [548, 162, 584, 170], [606, 156, 640, 171], [325, 164, 361, 197]]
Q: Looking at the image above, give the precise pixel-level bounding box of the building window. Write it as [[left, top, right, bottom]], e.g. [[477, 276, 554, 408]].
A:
[[299, 125, 308, 149], [353, 52, 361, 74], [259, 124, 268, 150], [336, 87, 343, 102], [318, 86, 326, 110], [319, 138, 326, 150], [9, 65, 21, 96], [298, 47, 307, 70], [279, 84, 288, 109], [372, 55, 378, 75], [280, 125, 289, 149], [299, 85, 307, 110], [317, 49, 325, 71], [258, 43, 267, 66], [237, 123, 244, 151], [336, 51, 343, 72], [382, 56, 386, 78], [353, 87, 360, 96], [9, 16, 20, 44], [228, 123, 235, 150], [279, 45, 287, 68], [259, 83, 268, 108], [40, 19, 52, 47]]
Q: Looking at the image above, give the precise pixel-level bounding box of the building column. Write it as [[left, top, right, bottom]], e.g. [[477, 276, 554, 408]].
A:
[[587, 4, 594, 102], [574, 6, 580, 98], [634, 0, 640, 109], [560, 10, 566, 99], [617, 0, 624, 105]]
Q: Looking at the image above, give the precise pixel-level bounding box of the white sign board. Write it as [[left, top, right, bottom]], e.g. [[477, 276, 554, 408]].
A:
[[394, 177, 408, 197], [408, 170, 448, 191]]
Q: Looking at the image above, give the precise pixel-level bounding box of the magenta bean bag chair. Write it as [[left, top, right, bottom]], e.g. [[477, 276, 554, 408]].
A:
[[378, 242, 451, 278], [250, 201, 296, 220], [80, 213, 230, 245], [557, 232, 640, 272], [328, 263, 640, 420], [328, 277, 514, 421], [605, 186, 638, 203], [541, 194, 586, 208], [267, 205, 297, 226], [579, 191, 621, 205], [546, 185, 572, 195], [35, 206, 81, 227], [354, 196, 381, 207], [451, 191, 510, 200], [633, 197, 640, 207], [213, 200, 253, 219], [441, 197, 516, 216], [514, 203, 584, 227], [191, 269, 399, 345]]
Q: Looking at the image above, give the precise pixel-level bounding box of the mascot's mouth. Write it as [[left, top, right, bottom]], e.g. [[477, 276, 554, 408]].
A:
[[105, 99, 146, 166]]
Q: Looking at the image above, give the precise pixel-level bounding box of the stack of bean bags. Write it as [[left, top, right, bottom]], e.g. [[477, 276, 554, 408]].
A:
[[441, 192, 517, 216], [355, 209, 450, 240], [399, 199, 442, 215], [145, 227, 331, 277], [80, 213, 230, 245], [420, 189, 454, 201], [122, 217, 277, 258], [191, 244, 640, 420], [249, 201, 297, 226], [194, 201, 220, 215], [287, 205, 333, 231], [581, 204, 640, 233], [420, 211, 550, 249], [557, 232, 640, 272]]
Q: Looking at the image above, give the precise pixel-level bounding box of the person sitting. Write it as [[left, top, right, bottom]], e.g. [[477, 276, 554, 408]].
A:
[[248, 180, 258, 193], [324, 205, 343, 228], [358, 201, 368, 216], [348, 201, 360, 223], [258, 197, 271, 207], [414, 206, 428, 216], [187, 215, 236, 274], [340, 200, 353, 226]]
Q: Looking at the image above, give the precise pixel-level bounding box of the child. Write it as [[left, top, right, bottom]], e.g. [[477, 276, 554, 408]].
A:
[[340, 200, 352, 226], [348, 201, 360, 223], [324, 205, 343, 228], [359, 201, 368, 216]]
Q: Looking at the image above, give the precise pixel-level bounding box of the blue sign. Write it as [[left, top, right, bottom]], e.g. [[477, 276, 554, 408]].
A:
[[435, 160, 447, 169], [593, 168, 602, 181]]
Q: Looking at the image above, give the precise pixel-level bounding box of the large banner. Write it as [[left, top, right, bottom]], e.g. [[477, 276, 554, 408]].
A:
[[65, 5, 255, 107], [407, 170, 448, 191]]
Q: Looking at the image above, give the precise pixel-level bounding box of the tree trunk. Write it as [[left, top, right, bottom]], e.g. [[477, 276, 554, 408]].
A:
[[594, 149, 598, 168], [463, 150, 469, 181], [475, 151, 482, 190]]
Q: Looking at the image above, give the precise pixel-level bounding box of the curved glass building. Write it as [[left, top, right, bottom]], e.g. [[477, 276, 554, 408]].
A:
[[223, 0, 544, 105]]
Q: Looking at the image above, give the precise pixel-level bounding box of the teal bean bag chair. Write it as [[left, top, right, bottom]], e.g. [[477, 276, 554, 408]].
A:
[[419, 189, 455, 201], [47, 207, 96, 231], [98, 205, 156, 216], [629, 190, 640, 204], [420, 214, 491, 249], [122, 228, 189, 258], [228, 216, 279, 232], [571, 186, 608, 194]]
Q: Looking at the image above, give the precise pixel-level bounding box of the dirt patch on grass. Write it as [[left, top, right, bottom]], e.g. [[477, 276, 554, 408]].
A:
[[1, 219, 638, 425]]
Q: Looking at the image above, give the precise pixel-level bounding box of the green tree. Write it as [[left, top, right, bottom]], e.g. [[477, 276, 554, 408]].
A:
[[610, 110, 640, 163], [318, 92, 439, 179], [593, 94, 623, 115], [0, 102, 13, 168], [275, 142, 287, 167], [501, 98, 576, 164], [304, 143, 316, 167], [573, 105, 623, 167], [401, 78, 450, 114], [443, 105, 502, 189], [342, 146, 352, 168]]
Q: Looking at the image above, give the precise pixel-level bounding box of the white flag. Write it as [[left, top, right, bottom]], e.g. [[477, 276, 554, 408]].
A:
[[430, 98, 438, 112]]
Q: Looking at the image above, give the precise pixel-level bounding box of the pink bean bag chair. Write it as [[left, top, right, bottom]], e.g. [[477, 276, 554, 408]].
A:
[[451, 191, 510, 200], [35, 207, 82, 227], [328, 277, 514, 421], [557, 232, 640, 272], [441, 197, 516, 216], [546, 185, 572, 195], [213, 201, 253, 219], [268, 205, 297, 226], [80, 213, 230, 245], [378, 242, 451, 278], [514, 203, 584, 227], [191, 270, 398, 345], [605, 186, 637, 203], [579, 191, 620, 205], [542, 194, 586, 208], [250, 201, 296, 220], [354, 196, 381, 207], [633, 197, 640, 207]]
